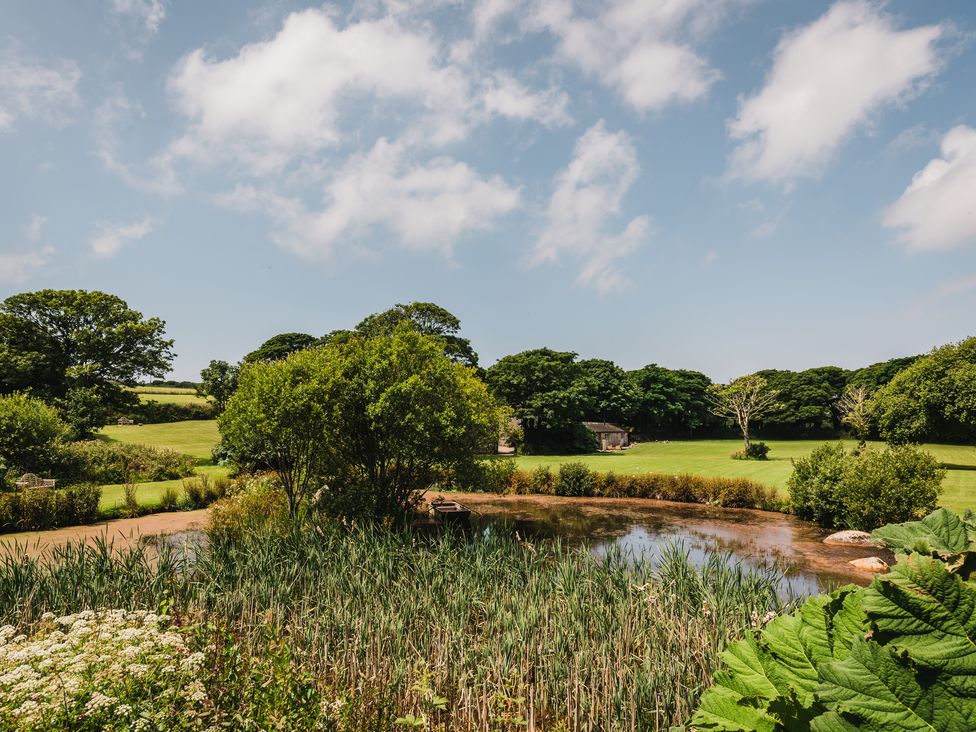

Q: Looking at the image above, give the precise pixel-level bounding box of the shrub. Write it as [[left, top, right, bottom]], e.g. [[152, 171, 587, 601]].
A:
[[0, 393, 68, 475], [730, 441, 770, 461], [530, 465, 556, 494], [183, 474, 230, 509], [788, 443, 944, 530], [556, 462, 594, 497], [57, 440, 195, 484], [159, 484, 181, 511], [452, 459, 516, 493], [209, 477, 288, 539], [121, 400, 215, 424], [0, 483, 101, 532]]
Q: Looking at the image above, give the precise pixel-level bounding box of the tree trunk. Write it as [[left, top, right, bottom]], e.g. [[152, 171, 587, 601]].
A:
[[741, 419, 750, 451]]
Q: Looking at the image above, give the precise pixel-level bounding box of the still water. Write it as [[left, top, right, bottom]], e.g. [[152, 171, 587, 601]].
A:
[[451, 493, 891, 597]]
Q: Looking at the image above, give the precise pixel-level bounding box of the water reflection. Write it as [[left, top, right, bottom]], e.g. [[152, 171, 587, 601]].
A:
[[459, 494, 891, 597]]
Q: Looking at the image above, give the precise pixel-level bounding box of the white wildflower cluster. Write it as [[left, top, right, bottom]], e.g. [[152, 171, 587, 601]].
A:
[[0, 609, 215, 731]]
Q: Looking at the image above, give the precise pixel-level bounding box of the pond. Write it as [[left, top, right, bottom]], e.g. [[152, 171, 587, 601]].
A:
[[449, 492, 892, 597]]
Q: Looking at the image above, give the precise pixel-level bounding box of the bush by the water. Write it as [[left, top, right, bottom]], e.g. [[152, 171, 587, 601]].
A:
[[57, 440, 195, 484], [0, 484, 100, 532], [691, 508, 976, 731], [446, 459, 781, 510], [182, 474, 232, 509], [730, 441, 770, 461], [788, 443, 943, 530], [0, 516, 787, 731], [0, 393, 68, 476]]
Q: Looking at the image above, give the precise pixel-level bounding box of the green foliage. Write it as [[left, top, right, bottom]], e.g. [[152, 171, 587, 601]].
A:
[[690, 508, 976, 731], [243, 332, 319, 363], [731, 441, 770, 461], [577, 358, 640, 425], [789, 444, 943, 530], [222, 327, 499, 518], [452, 458, 517, 493], [0, 290, 174, 435], [627, 364, 715, 438], [197, 359, 238, 413], [355, 301, 479, 368], [556, 461, 594, 497], [757, 367, 848, 438], [209, 476, 288, 540], [708, 375, 782, 452], [182, 474, 231, 509], [0, 392, 68, 474], [873, 336, 976, 444], [57, 440, 195, 484], [0, 483, 101, 532], [122, 399, 215, 423]]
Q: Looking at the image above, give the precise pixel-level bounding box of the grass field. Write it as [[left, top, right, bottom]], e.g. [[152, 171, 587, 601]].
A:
[[97, 420, 225, 510], [95, 420, 976, 514], [513, 439, 976, 513], [129, 386, 210, 406]]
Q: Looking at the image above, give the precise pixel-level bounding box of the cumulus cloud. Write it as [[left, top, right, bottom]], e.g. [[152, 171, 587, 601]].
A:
[[729, 1, 944, 183], [528, 0, 734, 113], [167, 9, 475, 171], [0, 247, 54, 283], [0, 49, 80, 131], [481, 72, 571, 127], [532, 121, 650, 292], [90, 216, 158, 258], [219, 139, 520, 259], [883, 125, 976, 252]]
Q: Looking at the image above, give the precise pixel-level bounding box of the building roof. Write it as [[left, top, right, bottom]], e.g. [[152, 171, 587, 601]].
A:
[[582, 421, 628, 434]]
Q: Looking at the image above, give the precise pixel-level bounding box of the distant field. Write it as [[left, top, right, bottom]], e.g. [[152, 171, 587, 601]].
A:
[[129, 386, 210, 406], [513, 439, 976, 514], [99, 420, 220, 462], [95, 421, 976, 514]]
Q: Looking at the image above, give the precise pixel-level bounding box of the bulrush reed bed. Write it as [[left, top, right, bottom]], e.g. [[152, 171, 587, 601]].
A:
[[0, 518, 789, 731]]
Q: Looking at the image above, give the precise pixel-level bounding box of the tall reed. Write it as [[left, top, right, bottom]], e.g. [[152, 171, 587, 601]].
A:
[[0, 520, 789, 730]]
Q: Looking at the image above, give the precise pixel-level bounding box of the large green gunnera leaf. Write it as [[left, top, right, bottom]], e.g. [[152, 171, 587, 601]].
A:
[[872, 509, 976, 574], [862, 554, 976, 699]]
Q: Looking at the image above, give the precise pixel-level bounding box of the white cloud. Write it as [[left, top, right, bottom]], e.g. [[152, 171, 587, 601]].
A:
[[166, 9, 475, 171], [473, 0, 517, 39], [937, 272, 976, 297], [883, 125, 976, 252], [90, 217, 158, 258], [529, 0, 733, 113], [481, 72, 571, 127], [25, 215, 47, 243], [0, 246, 53, 282], [729, 1, 944, 183], [219, 139, 520, 259], [532, 121, 650, 292], [0, 49, 80, 131]]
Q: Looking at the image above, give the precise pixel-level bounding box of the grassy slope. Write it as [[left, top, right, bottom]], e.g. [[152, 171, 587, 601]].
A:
[[95, 420, 976, 514], [513, 439, 976, 513], [130, 386, 210, 406], [96, 421, 227, 510]]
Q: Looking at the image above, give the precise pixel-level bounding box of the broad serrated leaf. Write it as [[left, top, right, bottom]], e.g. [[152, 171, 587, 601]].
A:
[[714, 634, 787, 702], [689, 685, 779, 732], [863, 554, 976, 697], [818, 638, 973, 731], [872, 509, 975, 572], [808, 710, 859, 732]]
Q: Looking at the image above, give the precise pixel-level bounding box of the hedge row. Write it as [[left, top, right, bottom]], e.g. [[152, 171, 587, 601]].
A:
[[57, 441, 196, 485], [0, 484, 101, 532], [119, 401, 215, 424], [447, 460, 783, 511]]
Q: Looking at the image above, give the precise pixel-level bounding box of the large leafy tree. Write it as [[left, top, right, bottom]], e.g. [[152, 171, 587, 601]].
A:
[[486, 348, 595, 453], [220, 327, 498, 518], [872, 337, 976, 444], [0, 290, 174, 435], [757, 367, 848, 438], [0, 392, 68, 475], [628, 364, 713, 437], [243, 332, 319, 363], [577, 359, 639, 425], [355, 302, 478, 368], [198, 360, 239, 413]]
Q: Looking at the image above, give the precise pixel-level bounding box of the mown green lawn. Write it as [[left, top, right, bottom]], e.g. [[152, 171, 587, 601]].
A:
[[512, 439, 976, 514], [94, 420, 976, 514], [96, 420, 225, 510], [130, 386, 210, 407]]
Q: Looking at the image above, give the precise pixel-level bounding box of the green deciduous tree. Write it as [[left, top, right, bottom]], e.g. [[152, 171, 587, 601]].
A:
[[707, 375, 781, 452], [220, 327, 498, 518], [0, 290, 174, 436], [627, 365, 713, 437], [872, 337, 976, 444], [355, 302, 478, 368], [757, 367, 848, 438], [243, 332, 319, 363], [577, 359, 639, 425], [198, 360, 239, 414]]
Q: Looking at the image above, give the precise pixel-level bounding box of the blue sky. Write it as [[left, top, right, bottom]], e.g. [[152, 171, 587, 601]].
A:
[[1, 0, 975, 381]]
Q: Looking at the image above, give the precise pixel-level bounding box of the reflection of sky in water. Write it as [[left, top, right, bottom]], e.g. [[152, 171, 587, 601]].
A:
[[469, 500, 877, 598]]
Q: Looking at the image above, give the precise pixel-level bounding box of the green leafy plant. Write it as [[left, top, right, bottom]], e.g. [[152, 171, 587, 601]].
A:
[[731, 441, 770, 461], [689, 507, 976, 731]]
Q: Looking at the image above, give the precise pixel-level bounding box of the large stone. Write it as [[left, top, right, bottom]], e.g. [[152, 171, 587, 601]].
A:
[[824, 530, 876, 547], [848, 556, 889, 573]]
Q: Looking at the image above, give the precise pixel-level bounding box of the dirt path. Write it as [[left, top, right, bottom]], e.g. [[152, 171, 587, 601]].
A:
[[0, 509, 210, 558]]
